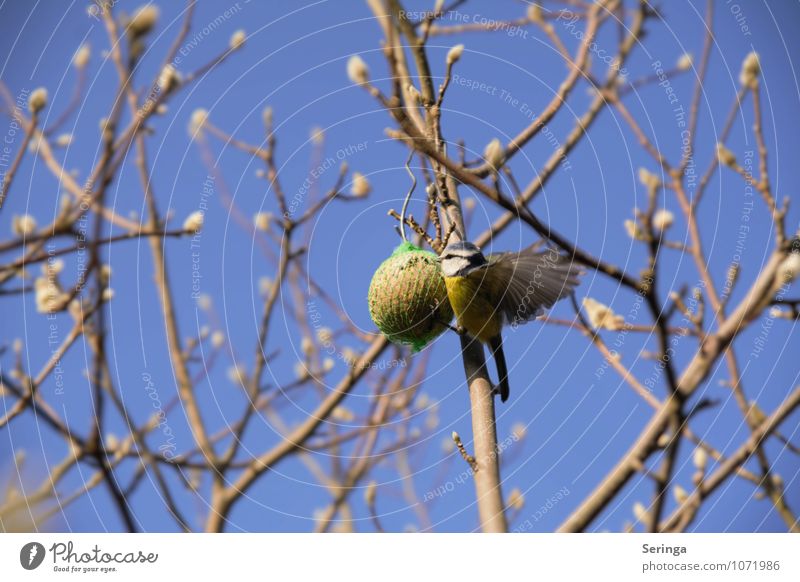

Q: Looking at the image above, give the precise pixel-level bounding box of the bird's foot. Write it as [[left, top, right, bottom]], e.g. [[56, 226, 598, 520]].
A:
[[453, 324, 467, 335], [437, 318, 466, 335]]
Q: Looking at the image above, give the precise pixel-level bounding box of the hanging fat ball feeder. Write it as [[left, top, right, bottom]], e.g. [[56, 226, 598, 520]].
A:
[[368, 240, 453, 351], [367, 151, 453, 351]]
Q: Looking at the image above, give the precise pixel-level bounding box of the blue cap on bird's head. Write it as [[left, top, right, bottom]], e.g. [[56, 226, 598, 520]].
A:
[[442, 241, 480, 255], [440, 241, 487, 277]]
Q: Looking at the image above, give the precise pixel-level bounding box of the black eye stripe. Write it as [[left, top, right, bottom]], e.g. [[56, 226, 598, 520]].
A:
[[442, 249, 487, 267]]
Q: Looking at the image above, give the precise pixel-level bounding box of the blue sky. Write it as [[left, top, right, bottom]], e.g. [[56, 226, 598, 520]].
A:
[[1, 0, 799, 532]]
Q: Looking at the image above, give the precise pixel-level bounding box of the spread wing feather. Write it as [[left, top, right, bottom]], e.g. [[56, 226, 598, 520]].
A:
[[485, 246, 583, 325]]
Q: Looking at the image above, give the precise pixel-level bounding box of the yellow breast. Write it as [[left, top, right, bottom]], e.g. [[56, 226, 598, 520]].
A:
[[444, 275, 501, 343]]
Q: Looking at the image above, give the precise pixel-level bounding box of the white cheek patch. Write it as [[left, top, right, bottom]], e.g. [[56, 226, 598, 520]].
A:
[[452, 258, 470, 276]]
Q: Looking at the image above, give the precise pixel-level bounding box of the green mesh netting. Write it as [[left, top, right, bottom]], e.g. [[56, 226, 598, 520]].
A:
[[368, 241, 453, 352]]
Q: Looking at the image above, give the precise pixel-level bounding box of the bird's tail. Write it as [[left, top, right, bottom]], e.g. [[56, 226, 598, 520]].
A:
[[489, 336, 509, 402]]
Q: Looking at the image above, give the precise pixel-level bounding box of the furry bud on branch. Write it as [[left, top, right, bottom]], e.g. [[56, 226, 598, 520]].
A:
[[739, 51, 760, 87], [483, 138, 504, 170], [28, 88, 48, 114], [676, 53, 693, 71], [73, 44, 91, 69], [716, 143, 737, 167], [183, 211, 204, 233], [652, 209, 674, 232], [128, 5, 159, 38], [347, 55, 369, 84], [446, 44, 464, 65], [350, 172, 371, 198], [230, 29, 246, 50]]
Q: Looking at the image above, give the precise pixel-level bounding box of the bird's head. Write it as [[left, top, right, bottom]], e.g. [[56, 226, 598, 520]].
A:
[[440, 241, 487, 277]]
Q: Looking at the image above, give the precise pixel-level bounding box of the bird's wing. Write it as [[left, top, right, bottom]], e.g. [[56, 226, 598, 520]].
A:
[[486, 245, 584, 324]]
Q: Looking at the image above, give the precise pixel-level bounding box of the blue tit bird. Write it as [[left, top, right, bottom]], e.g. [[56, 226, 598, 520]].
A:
[[440, 241, 583, 402]]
